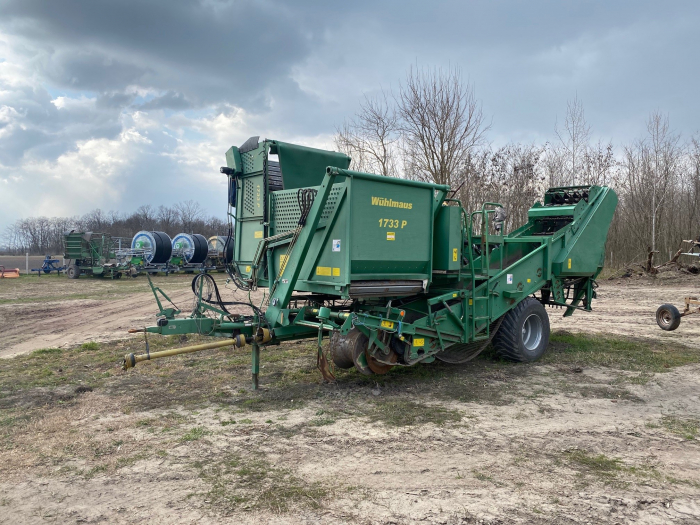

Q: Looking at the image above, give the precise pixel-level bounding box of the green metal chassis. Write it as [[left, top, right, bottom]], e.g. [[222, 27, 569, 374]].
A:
[[137, 159, 617, 388]]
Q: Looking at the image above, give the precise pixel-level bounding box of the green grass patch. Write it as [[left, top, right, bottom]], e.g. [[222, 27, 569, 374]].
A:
[[661, 416, 699, 440], [80, 342, 100, 352], [195, 452, 329, 514], [367, 399, 462, 427], [31, 347, 63, 356], [545, 331, 700, 373], [180, 426, 210, 442], [565, 449, 623, 478]]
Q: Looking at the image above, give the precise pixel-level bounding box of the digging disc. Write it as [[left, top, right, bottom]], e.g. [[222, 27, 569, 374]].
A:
[[436, 316, 504, 364], [331, 329, 370, 371], [366, 349, 398, 374], [350, 332, 374, 376]]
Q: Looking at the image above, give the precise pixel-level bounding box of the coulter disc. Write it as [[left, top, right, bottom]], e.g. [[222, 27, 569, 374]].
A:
[[366, 349, 398, 374]]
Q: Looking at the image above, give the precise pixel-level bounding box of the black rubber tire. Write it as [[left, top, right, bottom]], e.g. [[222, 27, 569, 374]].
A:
[[492, 297, 550, 362], [190, 234, 209, 264], [656, 304, 681, 331], [67, 265, 80, 279], [150, 231, 172, 264]]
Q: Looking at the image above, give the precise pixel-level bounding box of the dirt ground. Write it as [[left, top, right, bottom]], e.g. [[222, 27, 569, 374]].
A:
[[0, 273, 263, 358], [1, 271, 698, 358], [1, 272, 700, 524]]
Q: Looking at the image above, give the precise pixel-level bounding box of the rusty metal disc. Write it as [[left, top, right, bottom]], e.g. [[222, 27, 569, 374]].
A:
[[365, 349, 398, 374], [349, 332, 373, 375], [330, 329, 364, 369]]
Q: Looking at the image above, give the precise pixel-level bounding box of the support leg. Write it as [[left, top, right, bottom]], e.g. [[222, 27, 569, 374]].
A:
[[251, 342, 260, 390]]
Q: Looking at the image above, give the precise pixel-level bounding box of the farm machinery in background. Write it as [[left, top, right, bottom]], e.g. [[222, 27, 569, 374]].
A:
[[31, 255, 65, 275], [62, 230, 231, 279], [655, 236, 700, 331], [121, 136, 618, 389], [64, 231, 124, 279]]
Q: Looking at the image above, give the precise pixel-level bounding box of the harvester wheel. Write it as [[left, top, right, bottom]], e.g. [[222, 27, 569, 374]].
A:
[[656, 304, 681, 331], [492, 297, 550, 362], [67, 265, 80, 279]]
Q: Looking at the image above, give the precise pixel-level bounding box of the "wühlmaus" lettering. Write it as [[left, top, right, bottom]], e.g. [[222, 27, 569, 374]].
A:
[[371, 196, 413, 209]]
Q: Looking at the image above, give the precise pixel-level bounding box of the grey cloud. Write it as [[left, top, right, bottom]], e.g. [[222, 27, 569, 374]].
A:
[[139, 91, 191, 110], [97, 92, 136, 109], [0, 0, 317, 109], [1, 0, 699, 232]]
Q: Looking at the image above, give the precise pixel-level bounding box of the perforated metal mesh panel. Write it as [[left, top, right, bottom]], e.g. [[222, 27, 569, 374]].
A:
[[244, 179, 256, 214], [270, 186, 343, 235], [241, 151, 256, 172]]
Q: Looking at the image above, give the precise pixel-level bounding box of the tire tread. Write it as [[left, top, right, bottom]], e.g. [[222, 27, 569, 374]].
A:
[[492, 297, 549, 362]]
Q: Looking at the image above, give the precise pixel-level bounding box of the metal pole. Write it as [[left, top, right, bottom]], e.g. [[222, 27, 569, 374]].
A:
[[26, 253, 29, 275], [252, 341, 260, 390]]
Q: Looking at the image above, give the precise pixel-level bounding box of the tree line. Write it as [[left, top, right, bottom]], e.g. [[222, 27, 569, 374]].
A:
[[2, 201, 227, 255], [335, 66, 700, 268], [5, 67, 699, 268]]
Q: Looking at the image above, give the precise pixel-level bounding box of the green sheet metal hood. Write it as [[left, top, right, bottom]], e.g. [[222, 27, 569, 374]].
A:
[[269, 140, 351, 189]]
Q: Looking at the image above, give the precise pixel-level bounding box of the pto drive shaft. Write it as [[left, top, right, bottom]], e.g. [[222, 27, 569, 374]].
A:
[[122, 335, 246, 370]]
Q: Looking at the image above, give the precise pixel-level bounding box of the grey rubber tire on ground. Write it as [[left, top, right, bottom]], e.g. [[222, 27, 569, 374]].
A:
[[656, 303, 681, 331], [492, 297, 550, 362], [67, 265, 80, 279]]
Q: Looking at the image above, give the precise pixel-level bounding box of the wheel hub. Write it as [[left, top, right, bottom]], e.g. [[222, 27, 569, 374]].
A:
[[522, 313, 543, 351]]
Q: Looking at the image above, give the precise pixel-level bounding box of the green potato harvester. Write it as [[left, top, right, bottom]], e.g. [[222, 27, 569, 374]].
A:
[[123, 137, 618, 389]]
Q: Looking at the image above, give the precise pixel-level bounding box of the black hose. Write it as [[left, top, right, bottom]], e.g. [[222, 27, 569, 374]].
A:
[[297, 188, 317, 226], [191, 274, 268, 327], [189, 234, 208, 264]]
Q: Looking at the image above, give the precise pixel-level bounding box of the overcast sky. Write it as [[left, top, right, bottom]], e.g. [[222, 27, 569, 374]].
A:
[[0, 0, 698, 232]]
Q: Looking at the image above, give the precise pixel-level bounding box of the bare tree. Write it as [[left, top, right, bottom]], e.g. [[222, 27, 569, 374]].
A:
[[334, 91, 399, 176], [175, 200, 204, 233], [555, 94, 591, 186], [397, 66, 488, 186], [157, 204, 178, 232], [581, 139, 616, 186], [647, 111, 681, 253]]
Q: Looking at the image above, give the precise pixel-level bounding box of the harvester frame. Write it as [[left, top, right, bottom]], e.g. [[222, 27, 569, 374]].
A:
[[122, 138, 618, 389]]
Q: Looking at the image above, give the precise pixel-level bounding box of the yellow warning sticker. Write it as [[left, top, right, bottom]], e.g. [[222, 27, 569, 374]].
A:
[[453, 248, 458, 261], [413, 338, 425, 347], [468, 299, 473, 305], [316, 266, 331, 276], [279, 254, 288, 274], [332, 267, 341, 277], [527, 278, 531, 283], [380, 320, 394, 329], [568, 258, 572, 269], [245, 266, 251, 273], [452, 293, 457, 298], [254, 230, 263, 239], [387, 231, 395, 241]]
